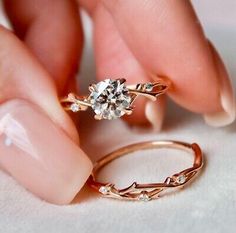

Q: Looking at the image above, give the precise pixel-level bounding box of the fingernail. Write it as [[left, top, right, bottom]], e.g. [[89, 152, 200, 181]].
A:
[[145, 96, 166, 131], [0, 100, 92, 204], [204, 44, 236, 127]]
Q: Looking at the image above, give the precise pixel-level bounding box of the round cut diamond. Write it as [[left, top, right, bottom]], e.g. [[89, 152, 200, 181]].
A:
[[176, 174, 186, 184], [99, 186, 111, 195], [144, 83, 153, 91], [70, 103, 80, 112], [89, 79, 132, 120], [138, 192, 151, 202]]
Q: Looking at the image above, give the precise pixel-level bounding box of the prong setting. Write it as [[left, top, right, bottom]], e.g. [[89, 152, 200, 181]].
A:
[[94, 114, 103, 120], [124, 107, 133, 115], [88, 84, 97, 92]]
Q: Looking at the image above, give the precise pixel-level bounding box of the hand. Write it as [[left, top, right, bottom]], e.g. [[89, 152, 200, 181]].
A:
[[0, 0, 234, 204]]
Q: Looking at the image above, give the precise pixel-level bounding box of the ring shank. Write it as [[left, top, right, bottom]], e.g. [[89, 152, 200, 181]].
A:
[[89, 140, 203, 201], [93, 140, 202, 174]]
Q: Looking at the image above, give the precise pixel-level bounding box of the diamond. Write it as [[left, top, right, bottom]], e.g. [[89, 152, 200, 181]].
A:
[[70, 103, 80, 112], [99, 186, 111, 195], [176, 174, 186, 184], [138, 192, 151, 202], [144, 83, 153, 91], [88, 79, 132, 120]]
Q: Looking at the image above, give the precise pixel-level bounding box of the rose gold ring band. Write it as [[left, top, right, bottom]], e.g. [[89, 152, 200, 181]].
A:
[[61, 78, 170, 120], [88, 140, 203, 202]]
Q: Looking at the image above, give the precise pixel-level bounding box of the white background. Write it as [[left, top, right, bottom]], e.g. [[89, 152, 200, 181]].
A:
[[0, 1, 236, 233]]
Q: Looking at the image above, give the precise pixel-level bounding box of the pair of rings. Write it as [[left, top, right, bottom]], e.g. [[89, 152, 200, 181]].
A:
[[61, 78, 204, 201]]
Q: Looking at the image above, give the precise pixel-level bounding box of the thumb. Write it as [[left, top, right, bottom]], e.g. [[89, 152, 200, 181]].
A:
[[0, 26, 92, 204]]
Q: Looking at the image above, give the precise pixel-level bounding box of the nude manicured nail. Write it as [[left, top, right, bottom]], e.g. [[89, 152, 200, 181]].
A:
[[0, 100, 92, 204], [204, 45, 236, 127], [145, 96, 166, 131]]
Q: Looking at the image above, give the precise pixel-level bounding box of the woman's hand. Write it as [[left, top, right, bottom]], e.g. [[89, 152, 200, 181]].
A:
[[0, 0, 235, 204]]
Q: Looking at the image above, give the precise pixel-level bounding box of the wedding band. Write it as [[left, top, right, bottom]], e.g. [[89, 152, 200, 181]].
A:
[[88, 140, 203, 202], [61, 78, 169, 120]]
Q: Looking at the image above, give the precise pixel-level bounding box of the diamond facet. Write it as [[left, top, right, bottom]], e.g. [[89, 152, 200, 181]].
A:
[[176, 174, 186, 184], [138, 192, 151, 202], [88, 79, 132, 120], [70, 103, 80, 112], [99, 186, 111, 195]]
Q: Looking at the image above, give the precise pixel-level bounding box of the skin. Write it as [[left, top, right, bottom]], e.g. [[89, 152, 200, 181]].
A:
[[0, 0, 234, 204]]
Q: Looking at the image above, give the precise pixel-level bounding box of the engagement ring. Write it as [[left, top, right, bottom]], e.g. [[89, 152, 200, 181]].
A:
[[61, 78, 169, 120]]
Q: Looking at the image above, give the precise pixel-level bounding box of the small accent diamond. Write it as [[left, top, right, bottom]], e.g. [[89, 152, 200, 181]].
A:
[[70, 103, 80, 112], [138, 192, 151, 202], [176, 174, 186, 184], [99, 186, 111, 195], [144, 83, 153, 91]]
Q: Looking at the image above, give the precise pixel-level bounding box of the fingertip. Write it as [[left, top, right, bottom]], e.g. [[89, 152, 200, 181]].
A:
[[203, 43, 236, 127], [0, 99, 92, 205], [99, 0, 225, 115]]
